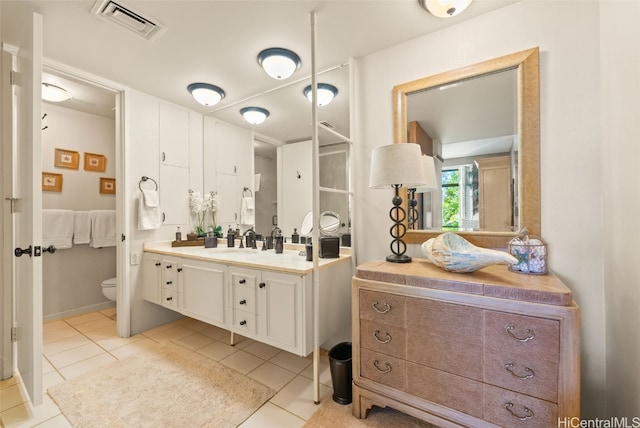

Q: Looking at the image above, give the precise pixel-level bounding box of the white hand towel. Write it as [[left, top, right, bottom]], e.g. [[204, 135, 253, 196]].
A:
[[138, 192, 163, 230], [141, 189, 159, 208], [73, 211, 91, 244], [240, 196, 255, 226], [43, 209, 74, 250], [90, 210, 117, 248]]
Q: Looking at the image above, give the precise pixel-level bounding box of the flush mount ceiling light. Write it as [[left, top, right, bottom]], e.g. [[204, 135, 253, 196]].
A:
[[257, 48, 301, 80], [303, 83, 338, 107], [42, 83, 72, 102], [187, 83, 225, 106], [418, 0, 473, 18], [240, 107, 270, 125]]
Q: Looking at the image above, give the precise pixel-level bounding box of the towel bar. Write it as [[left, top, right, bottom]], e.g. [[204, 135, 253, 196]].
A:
[[139, 176, 158, 192], [243, 187, 253, 197]]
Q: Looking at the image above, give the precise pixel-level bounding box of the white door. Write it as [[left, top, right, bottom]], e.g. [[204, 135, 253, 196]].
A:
[[13, 11, 44, 405]]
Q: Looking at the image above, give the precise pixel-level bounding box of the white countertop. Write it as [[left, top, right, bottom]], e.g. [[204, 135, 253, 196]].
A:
[[143, 241, 352, 275]]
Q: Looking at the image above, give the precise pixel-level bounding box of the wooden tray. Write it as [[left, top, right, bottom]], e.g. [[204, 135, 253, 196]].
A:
[[171, 239, 204, 247]]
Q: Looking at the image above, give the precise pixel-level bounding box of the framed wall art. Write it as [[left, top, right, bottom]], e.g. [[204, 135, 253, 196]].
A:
[[42, 172, 63, 192], [54, 148, 79, 169], [100, 177, 116, 194], [84, 152, 106, 172]]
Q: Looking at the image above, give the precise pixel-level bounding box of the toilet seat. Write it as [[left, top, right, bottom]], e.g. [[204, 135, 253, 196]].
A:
[[102, 277, 117, 287]]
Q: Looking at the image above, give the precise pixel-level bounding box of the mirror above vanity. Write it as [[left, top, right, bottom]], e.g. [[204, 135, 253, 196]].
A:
[[394, 47, 540, 248]]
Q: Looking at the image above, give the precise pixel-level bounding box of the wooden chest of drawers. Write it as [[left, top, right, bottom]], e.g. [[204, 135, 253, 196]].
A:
[[352, 259, 580, 428]]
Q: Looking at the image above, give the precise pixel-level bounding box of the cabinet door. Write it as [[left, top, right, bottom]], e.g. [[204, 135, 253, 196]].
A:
[[260, 271, 302, 350], [142, 253, 162, 305], [160, 164, 189, 225], [216, 172, 239, 225], [159, 103, 190, 168], [180, 259, 227, 327]]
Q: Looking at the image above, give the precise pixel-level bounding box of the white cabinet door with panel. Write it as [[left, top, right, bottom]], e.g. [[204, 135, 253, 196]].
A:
[[142, 252, 162, 305], [160, 164, 189, 225], [159, 103, 190, 168], [180, 259, 227, 328]]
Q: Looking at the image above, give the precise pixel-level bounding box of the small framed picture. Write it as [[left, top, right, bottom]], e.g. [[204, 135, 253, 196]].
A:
[[84, 152, 106, 172], [100, 177, 116, 194], [42, 172, 63, 192], [54, 148, 79, 169]]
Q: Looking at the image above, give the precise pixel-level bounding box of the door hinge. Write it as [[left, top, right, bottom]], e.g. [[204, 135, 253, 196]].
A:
[[11, 327, 17, 343], [10, 70, 16, 86], [5, 198, 17, 213], [121, 234, 126, 242]]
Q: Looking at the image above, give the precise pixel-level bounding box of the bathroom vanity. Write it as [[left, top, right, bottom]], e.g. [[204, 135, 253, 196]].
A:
[[352, 259, 580, 427], [143, 242, 352, 356]]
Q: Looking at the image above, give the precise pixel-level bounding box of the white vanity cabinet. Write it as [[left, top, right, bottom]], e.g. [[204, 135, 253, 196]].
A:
[[142, 252, 162, 305], [180, 259, 227, 328]]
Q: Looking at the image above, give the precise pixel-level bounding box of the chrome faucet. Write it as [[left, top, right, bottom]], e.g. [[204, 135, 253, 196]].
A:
[[243, 228, 257, 249]]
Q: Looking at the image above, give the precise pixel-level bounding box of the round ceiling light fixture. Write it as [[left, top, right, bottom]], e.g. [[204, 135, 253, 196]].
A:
[[240, 107, 270, 125], [257, 48, 301, 80], [42, 83, 72, 102], [187, 83, 225, 106], [303, 83, 338, 107], [418, 0, 473, 18]]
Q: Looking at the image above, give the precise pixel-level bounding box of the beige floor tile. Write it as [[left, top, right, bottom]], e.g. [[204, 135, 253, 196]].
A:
[[243, 341, 281, 360], [42, 356, 55, 375], [42, 370, 65, 392], [58, 353, 117, 380], [269, 375, 332, 420], [109, 337, 161, 360], [230, 334, 255, 350], [143, 325, 194, 344], [269, 351, 312, 374], [199, 324, 231, 341], [198, 340, 238, 361], [99, 307, 117, 319], [95, 332, 145, 352], [174, 317, 210, 332], [238, 402, 305, 428], [47, 342, 106, 369], [0, 375, 19, 390], [0, 394, 62, 428], [43, 326, 80, 345], [43, 333, 91, 357], [33, 413, 73, 427], [248, 361, 297, 391], [300, 354, 333, 387], [220, 350, 265, 375], [63, 311, 107, 326], [82, 323, 118, 342], [140, 321, 179, 337], [0, 383, 28, 412], [72, 317, 116, 334], [174, 332, 214, 351], [43, 320, 71, 335]]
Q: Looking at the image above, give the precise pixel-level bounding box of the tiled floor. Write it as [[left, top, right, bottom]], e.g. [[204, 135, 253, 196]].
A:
[[0, 309, 334, 427]]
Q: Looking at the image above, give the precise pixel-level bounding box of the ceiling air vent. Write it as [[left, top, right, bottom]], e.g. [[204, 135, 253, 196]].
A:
[[91, 0, 166, 41]]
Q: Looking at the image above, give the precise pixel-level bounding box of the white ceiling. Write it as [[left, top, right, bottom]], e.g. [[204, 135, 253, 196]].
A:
[[2, 0, 522, 150]]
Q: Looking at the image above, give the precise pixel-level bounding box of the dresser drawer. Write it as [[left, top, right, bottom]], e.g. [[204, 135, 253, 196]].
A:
[[407, 331, 483, 381], [484, 347, 558, 403], [406, 362, 483, 418], [485, 311, 559, 361], [360, 319, 406, 359], [162, 287, 179, 309], [483, 383, 558, 428], [232, 309, 257, 335], [360, 348, 406, 391], [359, 290, 406, 327], [231, 271, 258, 288], [233, 282, 257, 313], [406, 298, 483, 345]]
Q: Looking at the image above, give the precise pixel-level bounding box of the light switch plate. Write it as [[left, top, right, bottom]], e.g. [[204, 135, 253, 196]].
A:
[[130, 251, 140, 265]]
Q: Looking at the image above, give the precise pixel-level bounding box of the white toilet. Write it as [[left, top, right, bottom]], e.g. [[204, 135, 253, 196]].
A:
[[101, 277, 117, 301]]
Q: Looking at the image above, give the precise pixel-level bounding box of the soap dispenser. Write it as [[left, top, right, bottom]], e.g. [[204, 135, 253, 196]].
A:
[[274, 230, 284, 254], [227, 226, 235, 248], [291, 228, 299, 244]]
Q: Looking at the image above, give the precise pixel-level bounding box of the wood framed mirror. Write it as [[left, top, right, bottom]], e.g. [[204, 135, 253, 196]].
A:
[[393, 47, 540, 249]]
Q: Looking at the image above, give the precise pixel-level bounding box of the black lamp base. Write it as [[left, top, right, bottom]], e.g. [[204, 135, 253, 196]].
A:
[[386, 254, 412, 263]]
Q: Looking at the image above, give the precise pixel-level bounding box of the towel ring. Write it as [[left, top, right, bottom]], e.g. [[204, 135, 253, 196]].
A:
[[139, 176, 158, 192], [243, 187, 253, 197]]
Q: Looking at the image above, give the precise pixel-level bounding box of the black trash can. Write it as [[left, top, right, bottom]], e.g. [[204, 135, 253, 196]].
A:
[[328, 342, 352, 405]]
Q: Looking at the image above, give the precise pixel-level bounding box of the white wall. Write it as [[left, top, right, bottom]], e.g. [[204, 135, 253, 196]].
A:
[[600, 1, 640, 418], [355, 0, 607, 418], [41, 103, 116, 318]]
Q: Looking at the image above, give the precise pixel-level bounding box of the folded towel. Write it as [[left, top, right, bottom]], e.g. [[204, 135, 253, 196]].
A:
[[73, 211, 91, 244], [138, 192, 163, 230], [240, 196, 255, 226], [254, 174, 261, 192], [43, 209, 74, 250], [141, 189, 159, 208], [90, 210, 117, 248]]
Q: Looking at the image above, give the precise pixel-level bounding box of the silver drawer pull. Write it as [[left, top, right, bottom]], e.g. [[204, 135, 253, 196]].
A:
[[505, 324, 535, 342], [504, 402, 534, 421], [373, 330, 392, 344], [373, 360, 392, 374], [372, 301, 391, 314], [505, 363, 535, 380]]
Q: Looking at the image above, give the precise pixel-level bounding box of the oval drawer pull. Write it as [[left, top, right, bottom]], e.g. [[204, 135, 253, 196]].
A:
[[505, 324, 535, 342], [373, 360, 392, 374], [505, 363, 535, 380], [504, 402, 534, 421], [372, 301, 391, 314], [373, 330, 391, 344]]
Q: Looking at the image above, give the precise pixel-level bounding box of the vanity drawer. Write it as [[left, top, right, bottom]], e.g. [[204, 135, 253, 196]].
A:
[[232, 309, 257, 335], [483, 383, 558, 428], [359, 290, 406, 327], [406, 362, 483, 418], [484, 347, 558, 403], [485, 311, 559, 361], [406, 298, 483, 345], [233, 283, 257, 313], [161, 260, 179, 291], [161, 287, 178, 309], [360, 348, 406, 392], [231, 271, 258, 289], [359, 319, 406, 359]]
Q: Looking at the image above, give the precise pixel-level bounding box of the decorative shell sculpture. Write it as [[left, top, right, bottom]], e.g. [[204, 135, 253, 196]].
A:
[[422, 232, 518, 273]]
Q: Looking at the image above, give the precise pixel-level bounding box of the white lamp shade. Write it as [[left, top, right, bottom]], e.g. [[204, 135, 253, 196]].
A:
[[369, 144, 428, 188], [240, 107, 269, 125], [423, 0, 472, 18], [188, 83, 225, 106], [415, 155, 439, 193], [304, 83, 338, 106], [262, 55, 297, 79]]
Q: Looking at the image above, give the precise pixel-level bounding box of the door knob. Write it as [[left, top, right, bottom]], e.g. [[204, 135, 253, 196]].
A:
[[14, 246, 32, 257], [43, 245, 56, 254]]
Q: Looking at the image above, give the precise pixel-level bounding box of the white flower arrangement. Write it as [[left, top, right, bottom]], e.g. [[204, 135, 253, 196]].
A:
[[189, 191, 220, 236]]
